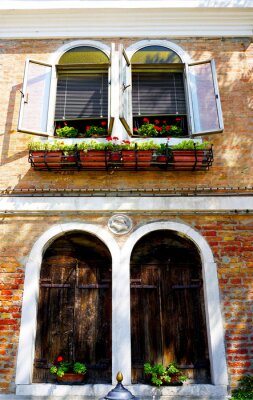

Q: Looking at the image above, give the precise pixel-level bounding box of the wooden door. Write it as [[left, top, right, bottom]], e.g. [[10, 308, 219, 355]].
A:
[[33, 234, 112, 383], [131, 233, 210, 384]]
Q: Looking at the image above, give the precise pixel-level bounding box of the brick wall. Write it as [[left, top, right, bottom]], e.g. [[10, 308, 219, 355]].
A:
[[0, 213, 252, 392], [0, 37, 252, 190]]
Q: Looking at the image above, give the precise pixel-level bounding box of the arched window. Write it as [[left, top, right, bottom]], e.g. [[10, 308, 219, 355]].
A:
[[18, 43, 114, 137], [119, 42, 223, 137]]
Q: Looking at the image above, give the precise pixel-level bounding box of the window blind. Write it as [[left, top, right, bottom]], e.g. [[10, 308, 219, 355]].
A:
[[55, 73, 108, 120], [132, 72, 186, 116]]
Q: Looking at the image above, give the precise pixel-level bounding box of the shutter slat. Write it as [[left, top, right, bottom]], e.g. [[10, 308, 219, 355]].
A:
[[132, 72, 186, 116]]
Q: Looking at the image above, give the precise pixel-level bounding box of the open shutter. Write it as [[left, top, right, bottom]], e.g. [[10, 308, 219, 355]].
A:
[[119, 44, 132, 135], [108, 43, 115, 134], [186, 59, 223, 136], [18, 59, 52, 136]]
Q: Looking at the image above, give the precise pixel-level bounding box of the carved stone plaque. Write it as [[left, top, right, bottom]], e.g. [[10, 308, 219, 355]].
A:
[[108, 214, 133, 235]]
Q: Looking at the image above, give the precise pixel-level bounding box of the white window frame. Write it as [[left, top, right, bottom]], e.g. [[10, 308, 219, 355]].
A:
[[123, 40, 223, 137], [18, 40, 114, 137]]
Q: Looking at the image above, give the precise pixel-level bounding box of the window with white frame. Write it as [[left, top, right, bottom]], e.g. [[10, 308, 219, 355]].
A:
[[119, 43, 223, 137], [18, 44, 114, 137], [18, 41, 223, 139]]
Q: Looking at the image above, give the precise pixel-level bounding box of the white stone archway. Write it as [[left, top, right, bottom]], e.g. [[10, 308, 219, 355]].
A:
[[15, 223, 120, 387], [120, 221, 228, 387]]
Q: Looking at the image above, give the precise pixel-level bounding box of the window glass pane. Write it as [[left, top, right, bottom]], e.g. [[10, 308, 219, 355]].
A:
[[132, 46, 182, 64], [58, 46, 109, 65], [189, 62, 220, 133], [55, 73, 108, 120], [21, 61, 51, 132], [132, 72, 186, 116]]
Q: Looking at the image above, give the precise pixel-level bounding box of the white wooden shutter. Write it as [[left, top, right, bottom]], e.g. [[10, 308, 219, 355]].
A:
[[108, 43, 115, 134], [119, 44, 132, 135], [186, 59, 223, 136], [18, 59, 52, 136]]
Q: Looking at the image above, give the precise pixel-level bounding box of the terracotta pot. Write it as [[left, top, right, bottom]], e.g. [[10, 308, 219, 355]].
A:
[[56, 373, 85, 384], [79, 150, 106, 168], [45, 151, 63, 169], [122, 150, 137, 168], [30, 151, 62, 169], [108, 151, 122, 165], [136, 150, 153, 168], [173, 150, 205, 170], [29, 151, 47, 169]]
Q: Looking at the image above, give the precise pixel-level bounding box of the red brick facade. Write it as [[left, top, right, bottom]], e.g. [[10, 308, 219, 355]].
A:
[[0, 36, 253, 394]]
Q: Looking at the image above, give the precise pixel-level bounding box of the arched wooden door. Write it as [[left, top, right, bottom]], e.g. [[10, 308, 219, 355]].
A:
[[130, 230, 210, 384], [33, 232, 112, 383]]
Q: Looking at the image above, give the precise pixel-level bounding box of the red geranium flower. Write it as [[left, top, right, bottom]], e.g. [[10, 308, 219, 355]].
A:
[[154, 119, 160, 124], [112, 136, 119, 140], [165, 125, 171, 131], [57, 356, 63, 362], [154, 126, 162, 132], [175, 118, 181, 121], [123, 140, 131, 144], [106, 137, 112, 141], [167, 137, 171, 141], [86, 126, 91, 131], [101, 121, 107, 126], [143, 117, 149, 123], [133, 127, 138, 132]]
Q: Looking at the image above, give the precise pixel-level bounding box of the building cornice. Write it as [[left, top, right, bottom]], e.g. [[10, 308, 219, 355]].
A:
[[0, 196, 252, 214], [0, 6, 252, 38]]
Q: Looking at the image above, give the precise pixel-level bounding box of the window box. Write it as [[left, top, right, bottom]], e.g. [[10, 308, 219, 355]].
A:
[[28, 140, 213, 172]]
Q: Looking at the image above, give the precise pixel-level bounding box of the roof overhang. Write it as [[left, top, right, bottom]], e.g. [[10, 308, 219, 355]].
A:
[[0, 1, 253, 38]]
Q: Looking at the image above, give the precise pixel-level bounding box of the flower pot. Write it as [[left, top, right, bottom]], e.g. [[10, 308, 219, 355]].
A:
[[122, 150, 137, 169], [173, 150, 205, 170], [29, 151, 62, 169], [79, 150, 106, 169], [136, 150, 153, 168], [56, 373, 85, 384], [29, 150, 47, 169], [108, 151, 122, 166], [45, 151, 63, 169]]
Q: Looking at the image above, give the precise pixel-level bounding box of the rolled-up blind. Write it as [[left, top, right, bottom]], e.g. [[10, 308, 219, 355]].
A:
[[55, 73, 108, 120], [132, 72, 186, 116]]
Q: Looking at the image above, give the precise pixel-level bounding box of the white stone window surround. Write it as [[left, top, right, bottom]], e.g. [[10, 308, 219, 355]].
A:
[[15, 220, 228, 395], [47, 40, 113, 136]]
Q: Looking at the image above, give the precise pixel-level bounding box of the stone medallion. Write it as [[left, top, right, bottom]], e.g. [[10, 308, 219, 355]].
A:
[[108, 214, 133, 235]]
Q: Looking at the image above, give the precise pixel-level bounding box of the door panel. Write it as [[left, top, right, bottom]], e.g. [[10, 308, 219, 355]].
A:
[[33, 234, 112, 383], [130, 232, 210, 384]]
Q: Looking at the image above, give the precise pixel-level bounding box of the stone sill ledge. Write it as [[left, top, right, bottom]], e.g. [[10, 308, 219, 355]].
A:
[[16, 383, 228, 398]]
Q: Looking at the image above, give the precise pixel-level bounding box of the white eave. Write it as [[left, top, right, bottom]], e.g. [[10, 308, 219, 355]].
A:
[[0, 1, 252, 38]]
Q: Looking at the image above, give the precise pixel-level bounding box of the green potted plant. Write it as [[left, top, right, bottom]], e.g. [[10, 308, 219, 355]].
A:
[[171, 139, 212, 170], [82, 122, 107, 138], [134, 140, 160, 167], [144, 362, 187, 387], [135, 117, 183, 138], [231, 375, 253, 399], [28, 141, 63, 169], [77, 140, 107, 168], [50, 355, 87, 384], [55, 123, 79, 138]]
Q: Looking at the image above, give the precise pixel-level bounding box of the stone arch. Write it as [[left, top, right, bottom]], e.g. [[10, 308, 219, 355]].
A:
[[120, 221, 228, 386], [15, 223, 120, 385]]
